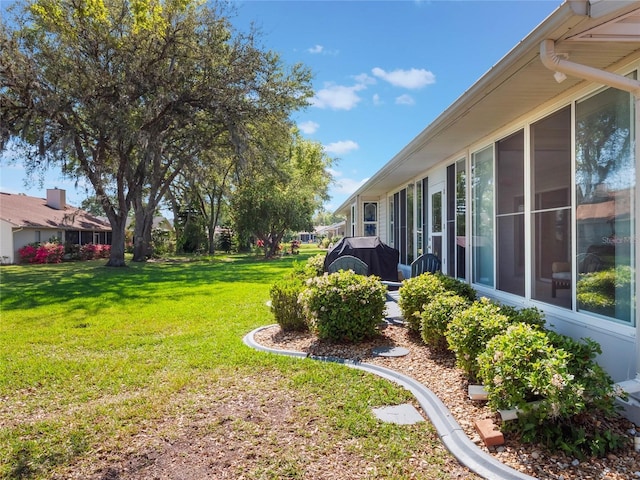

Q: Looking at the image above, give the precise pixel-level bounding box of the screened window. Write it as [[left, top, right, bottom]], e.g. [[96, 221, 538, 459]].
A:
[[472, 146, 494, 287], [455, 159, 467, 280], [576, 85, 636, 325], [407, 184, 415, 263], [416, 180, 423, 256], [531, 106, 572, 307], [496, 130, 525, 296]]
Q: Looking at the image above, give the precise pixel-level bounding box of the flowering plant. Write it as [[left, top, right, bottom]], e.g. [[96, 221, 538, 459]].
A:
[[299, 269, 386, 342], [18, 242, 64, 264], [478, 323, 624, 457], [79, 243, 110, 260]]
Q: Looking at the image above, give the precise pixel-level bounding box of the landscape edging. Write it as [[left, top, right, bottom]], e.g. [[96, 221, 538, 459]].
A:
[[243, 325, 538, 480]]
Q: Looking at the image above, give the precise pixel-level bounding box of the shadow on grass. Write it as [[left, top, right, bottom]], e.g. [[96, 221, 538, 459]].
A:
[[0, 253, 313, 312]]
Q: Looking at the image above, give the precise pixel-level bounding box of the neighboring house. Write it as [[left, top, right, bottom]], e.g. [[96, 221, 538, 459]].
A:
[[0, 188, 111, 264], [336, 1, 640, 420], [314, 221, 347, 240], [124, 216, 174, 233]]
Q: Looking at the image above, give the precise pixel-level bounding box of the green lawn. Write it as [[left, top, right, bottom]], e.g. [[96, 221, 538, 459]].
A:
[[0, 249, 466, 479]]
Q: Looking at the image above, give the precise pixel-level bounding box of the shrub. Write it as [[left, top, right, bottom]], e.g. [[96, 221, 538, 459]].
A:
[[270, 278, 308, 332], [398, 273, 446, 333], [305, 253, 327, 277], [445, 297, 511, 380], [79, 243, 98, 260], [478, 323, 625, 458], [499, 305, 546, 328], [18, 243, 38, 263], [18, 242, 64, 264], [420, 292, 470, 350], [299, 270, 386, 343], [437, 275, 477, 302], [478, 323, 561, 411]]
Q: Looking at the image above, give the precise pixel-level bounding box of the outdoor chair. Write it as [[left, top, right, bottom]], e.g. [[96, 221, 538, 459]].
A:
[[382, 253, 442, 290], [327, 255, 369, 275], [410, 253, 442, 277]]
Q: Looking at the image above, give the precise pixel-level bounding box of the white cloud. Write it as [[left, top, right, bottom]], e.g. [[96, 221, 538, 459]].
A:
[[298, 120, 319, 134], [333, 176, 369, 195], [371, 67, 436, 89], [311, 83, 366, 110], [308, 45, 324, 54], [353, 73, 377, 86], [324, 140, 359, 155], [372, 93, 382, 106], [395, 94, 415, 106]]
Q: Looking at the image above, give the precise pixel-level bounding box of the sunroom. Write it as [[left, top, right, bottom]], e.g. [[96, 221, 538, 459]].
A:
[[336, 0, 640, 418]]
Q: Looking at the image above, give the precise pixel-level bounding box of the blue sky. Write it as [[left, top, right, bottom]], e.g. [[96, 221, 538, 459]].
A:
[[0, 0, 560, 213]]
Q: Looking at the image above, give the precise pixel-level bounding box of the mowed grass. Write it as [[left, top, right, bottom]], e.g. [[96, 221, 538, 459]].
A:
[[0, 248, 459, 479]]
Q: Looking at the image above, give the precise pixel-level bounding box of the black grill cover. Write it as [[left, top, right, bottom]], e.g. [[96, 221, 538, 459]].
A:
[[324, 237, 400, 282]]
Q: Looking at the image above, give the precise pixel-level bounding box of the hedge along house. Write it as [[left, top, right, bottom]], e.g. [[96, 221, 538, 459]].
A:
[[0, 188, 111, 264], [336, 1, 640, 419]]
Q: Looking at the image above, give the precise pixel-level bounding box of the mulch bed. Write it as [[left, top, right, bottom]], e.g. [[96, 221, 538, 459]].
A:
[[254, 322, 640, 480]]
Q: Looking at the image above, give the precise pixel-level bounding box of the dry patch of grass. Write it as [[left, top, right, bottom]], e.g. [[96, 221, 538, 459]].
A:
[[53, 371, 476, 480]]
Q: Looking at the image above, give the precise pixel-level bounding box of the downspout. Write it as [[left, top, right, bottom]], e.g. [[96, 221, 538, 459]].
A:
[[540, 39, 640, 390]]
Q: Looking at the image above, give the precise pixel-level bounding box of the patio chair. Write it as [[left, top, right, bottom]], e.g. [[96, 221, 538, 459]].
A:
[[381, 253, 442, 290], [327, 255, 369, 275], [410, 253, 442, 277]]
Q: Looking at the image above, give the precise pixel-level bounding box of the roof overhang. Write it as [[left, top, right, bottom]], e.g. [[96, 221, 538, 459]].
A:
[[336, 0, 640, 214]]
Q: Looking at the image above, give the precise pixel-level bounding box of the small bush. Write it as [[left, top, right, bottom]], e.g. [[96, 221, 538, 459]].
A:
[[420, 292, 470, 350], [79, 243, 106, 260], [299, 270, 386, 343], [499, 305, 546, 328], [270, 278, 308, 332], [398, 273, 446, 332], [437, 275, 477, 302], [478, 323, 561, 411], [478, 323, 625, 458], [445, 297, 511, 380], [305, 253, 327, 277]]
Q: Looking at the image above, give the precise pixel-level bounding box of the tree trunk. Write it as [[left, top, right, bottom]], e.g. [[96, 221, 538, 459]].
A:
[[132, 206, 155, 262], [105, 215, 128, 267]]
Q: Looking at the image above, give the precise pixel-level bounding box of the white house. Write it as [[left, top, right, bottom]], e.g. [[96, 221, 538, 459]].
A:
[[336, 1, 640, 420], [0, 188, 111, 263]]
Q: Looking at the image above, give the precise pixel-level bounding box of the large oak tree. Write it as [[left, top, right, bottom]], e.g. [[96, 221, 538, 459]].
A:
[[0, 0, 312, 265]]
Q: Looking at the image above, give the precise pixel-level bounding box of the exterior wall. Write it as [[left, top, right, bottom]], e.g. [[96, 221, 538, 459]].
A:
[[0, 221, 14, 264], [11, 228, 66, 263], [13, 228, 41, 262], [378, 197, 388, 244]]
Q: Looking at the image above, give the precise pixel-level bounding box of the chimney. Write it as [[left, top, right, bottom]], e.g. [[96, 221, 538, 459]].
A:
[[46, 188, 66, 210]]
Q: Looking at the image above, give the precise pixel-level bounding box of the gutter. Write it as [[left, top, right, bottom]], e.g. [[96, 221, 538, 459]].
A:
[[539, 38, 640, 95]]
